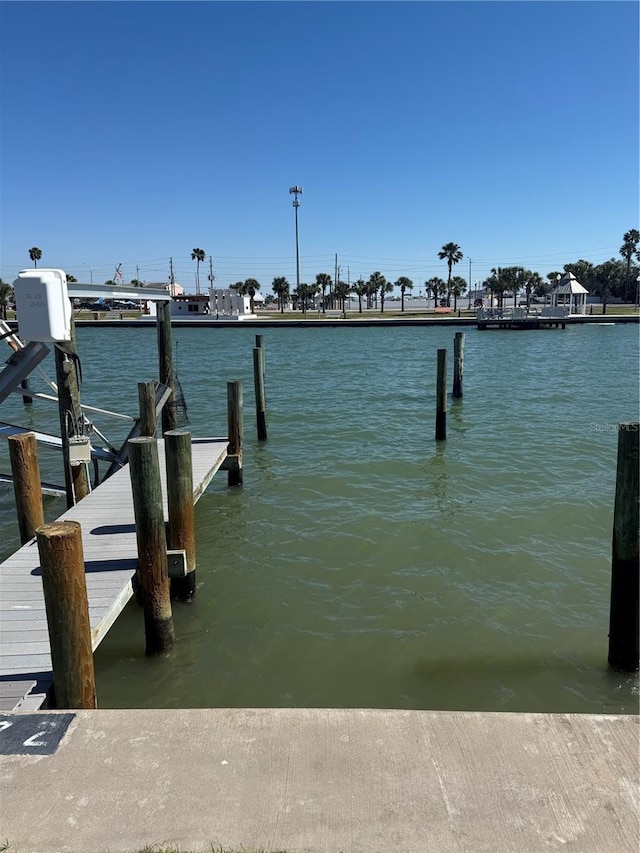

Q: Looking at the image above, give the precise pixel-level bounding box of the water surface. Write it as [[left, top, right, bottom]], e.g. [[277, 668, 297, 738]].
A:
[[0, 323, 638, 712]]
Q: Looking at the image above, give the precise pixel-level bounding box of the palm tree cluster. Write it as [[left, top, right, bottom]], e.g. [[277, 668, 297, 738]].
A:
[[204, 230, 640, 316]]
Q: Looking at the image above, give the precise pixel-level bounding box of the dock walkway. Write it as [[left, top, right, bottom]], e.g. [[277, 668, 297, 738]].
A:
[[0, 438, 227, 711]]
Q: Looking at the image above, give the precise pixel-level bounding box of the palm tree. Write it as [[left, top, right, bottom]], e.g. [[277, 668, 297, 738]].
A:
[[620, 229, 640, 302], [0, 279, 13, 320], [335, 280, 351, 312], [438, 242, 463, 298], [315, 273, 332, 313], [28, 247, 42, 267], [395, 276, 413, 312], [191, 248, 206, 294], [593, 259, 624, 315], [487, 268, 510, 307], [367, 271, 387, 312], [352, 278, 367, 313], [294, 282, 317, 314], [426, 277, 445, 309], [449, 276, 467, 311], [520, 270, 541, 308], [272, 276, 290, 313], [242, 278, 259, 313], [65, 274, 77, 283]]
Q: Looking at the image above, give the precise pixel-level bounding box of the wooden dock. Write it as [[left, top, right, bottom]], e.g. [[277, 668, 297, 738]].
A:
[[0, 437, 227, 711], [476, 307, 567, 330]]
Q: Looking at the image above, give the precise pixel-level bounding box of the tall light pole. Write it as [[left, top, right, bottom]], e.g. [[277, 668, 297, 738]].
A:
[[84, 263, 93, 284], [289, 185, 303, 293]]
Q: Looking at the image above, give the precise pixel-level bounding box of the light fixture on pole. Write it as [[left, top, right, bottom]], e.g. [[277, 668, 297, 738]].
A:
[[289, 186, 303, 293]]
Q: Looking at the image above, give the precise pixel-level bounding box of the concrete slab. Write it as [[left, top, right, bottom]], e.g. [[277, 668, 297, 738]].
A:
[[0, 709, 638, 853]]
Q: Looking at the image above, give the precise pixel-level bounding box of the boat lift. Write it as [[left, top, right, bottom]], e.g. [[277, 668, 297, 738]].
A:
[[0, 272, 174, 499]]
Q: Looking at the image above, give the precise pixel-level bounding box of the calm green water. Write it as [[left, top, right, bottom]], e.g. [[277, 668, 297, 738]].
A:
[[1, 323, 638, 713]]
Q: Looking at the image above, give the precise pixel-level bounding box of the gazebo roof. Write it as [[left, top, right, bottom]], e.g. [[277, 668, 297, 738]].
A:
[[553, 273, 588, 295]]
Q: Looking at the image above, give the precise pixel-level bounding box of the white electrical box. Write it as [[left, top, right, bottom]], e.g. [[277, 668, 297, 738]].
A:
[[68, 436, 92, 466], [13, 268, 72, 342]]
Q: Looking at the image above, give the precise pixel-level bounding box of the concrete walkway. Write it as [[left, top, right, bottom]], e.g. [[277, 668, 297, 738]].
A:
[[0, 708, 638, 853]]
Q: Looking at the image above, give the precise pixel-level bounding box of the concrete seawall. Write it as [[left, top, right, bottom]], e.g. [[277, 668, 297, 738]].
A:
[[1, 708, 638, 852]]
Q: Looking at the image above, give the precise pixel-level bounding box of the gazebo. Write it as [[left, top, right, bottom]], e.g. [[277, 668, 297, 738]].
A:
[[550, 273, 588, 315]]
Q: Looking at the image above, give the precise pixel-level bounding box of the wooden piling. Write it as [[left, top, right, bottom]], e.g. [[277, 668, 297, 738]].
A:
[[8, 432, 44, 544], [128, 437, 175, 654], [608, 422, 639, 672], [452, 332, 465, 399], [435, 348, 447, 441], [138, 381, 157, 437], [165, 430, 196, 601], [36, 520, 97, 709], [227, 380, 243, 486], [157, 301, 176, 435], [253, 345, 267, 441], [54, 322, 90, 507], [20, 378, 33, 406]]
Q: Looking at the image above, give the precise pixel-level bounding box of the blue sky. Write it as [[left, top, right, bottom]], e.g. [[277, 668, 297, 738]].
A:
[[1, 1, 638, 294]]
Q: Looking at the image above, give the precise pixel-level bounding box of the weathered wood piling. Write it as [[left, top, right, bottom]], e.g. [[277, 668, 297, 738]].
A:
[[36, 520, 97, 709], [608, 422, 639, 672], [138, 380, 158, 437], [435, 348, 447, 441], [54, 326, 90, 506], [8, 432, 44, 544], [452, 332, 465, 399], [253, 335, 267, 441], [157, 301, 176, 435], [165, 429, 197, 600], [226, 380, 243, 486], [128, 436, 175, 654]]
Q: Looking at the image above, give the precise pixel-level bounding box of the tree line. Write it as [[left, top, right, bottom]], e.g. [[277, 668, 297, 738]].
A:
[[3, 231, 637, 321], [232, 231, 640, 314]]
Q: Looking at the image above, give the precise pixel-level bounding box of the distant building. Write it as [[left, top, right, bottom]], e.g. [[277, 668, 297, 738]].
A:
[[170, 293, 210, 316]]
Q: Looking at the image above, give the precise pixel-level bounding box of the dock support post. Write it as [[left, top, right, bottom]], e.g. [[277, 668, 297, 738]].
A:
[[54, 320, 90, 507], [253, 341, 267, 441], [227, 380, 243, 486], [165, 430, 196, 601], [608, 422, 639, 672], [128, 437, 175, 654], [20, 378, 33, 406], [138, 380, 157, 437], [435, 348, 447, 441], [8, 432, 44, 545], [157, 301, 176, 436], [452, 332, 465, 399], [36, 520, 97, 709]]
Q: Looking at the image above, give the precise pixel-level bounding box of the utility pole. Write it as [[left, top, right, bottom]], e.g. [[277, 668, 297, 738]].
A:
[[468, 258, 472, 307], [169, 257, 175, 293], [289, 186, 303, 295], [334, 254, 338, 309]]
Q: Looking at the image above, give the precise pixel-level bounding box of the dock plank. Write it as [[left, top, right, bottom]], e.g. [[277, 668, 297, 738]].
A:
[[0, 438, 227, 709]]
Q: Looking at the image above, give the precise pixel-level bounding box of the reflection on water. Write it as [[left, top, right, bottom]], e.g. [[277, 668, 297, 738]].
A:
[[0, 323, 638, 712]]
